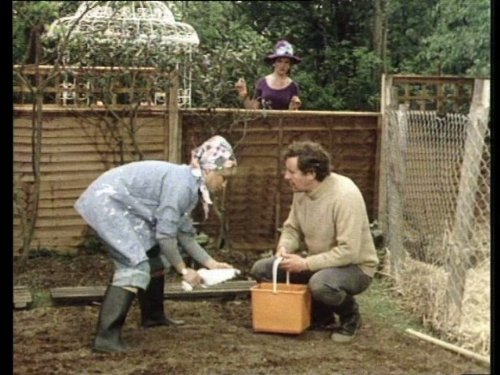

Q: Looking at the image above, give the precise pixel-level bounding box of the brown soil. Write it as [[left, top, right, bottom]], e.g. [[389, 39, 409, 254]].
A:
[[13, 249, 490, 375]]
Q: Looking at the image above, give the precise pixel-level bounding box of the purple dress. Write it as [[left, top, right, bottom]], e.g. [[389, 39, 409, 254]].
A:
[[254, 78, 300, 110]]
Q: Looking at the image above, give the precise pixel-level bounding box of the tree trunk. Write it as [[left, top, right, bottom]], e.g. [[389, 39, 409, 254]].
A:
[[372, 0, 388, 80], [17, 25, 44, 272]]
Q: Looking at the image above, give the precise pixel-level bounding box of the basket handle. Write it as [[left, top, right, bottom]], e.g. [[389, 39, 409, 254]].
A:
[[272, 257, 290, 294]]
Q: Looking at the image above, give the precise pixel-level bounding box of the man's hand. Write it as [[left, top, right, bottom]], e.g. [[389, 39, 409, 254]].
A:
[[279, 253, 309, 273], [275, 246, 288, 257]]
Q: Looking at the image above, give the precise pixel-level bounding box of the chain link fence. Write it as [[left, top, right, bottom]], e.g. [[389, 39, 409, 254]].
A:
[[379, 81, 490, 357]]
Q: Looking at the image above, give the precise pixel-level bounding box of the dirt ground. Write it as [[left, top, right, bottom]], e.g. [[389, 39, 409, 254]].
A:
[[13, 249, 490, 375]]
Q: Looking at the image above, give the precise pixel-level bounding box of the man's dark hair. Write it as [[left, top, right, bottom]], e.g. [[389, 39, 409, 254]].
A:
[[283, 141, 331, 181]]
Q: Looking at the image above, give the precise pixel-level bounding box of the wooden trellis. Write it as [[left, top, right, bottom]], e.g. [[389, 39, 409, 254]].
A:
[[13, 65, 179, 108], [383, 74, 475, 114]]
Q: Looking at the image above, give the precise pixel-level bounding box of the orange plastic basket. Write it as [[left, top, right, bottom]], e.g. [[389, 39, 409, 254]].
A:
[[250, 282, 311, 334], [250, 258, 311, 334]]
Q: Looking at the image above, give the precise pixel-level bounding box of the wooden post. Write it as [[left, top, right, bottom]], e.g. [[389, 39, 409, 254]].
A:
[[274, 117, 283, 243], [436, 82, 444, 115], [445, 79, 490, 323], [378, 74, 398, 238], [390, 103, 409, 273], [167, 70, 180, 163], [406, 329, 490, 365]]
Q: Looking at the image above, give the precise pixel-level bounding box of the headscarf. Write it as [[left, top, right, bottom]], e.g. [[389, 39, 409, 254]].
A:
[[190, 135, 237, 219]]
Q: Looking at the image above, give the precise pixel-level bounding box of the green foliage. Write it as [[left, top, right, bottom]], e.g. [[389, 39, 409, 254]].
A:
[[175, 1, 272, 108], [12, 0, 490, 110], [31, 289, 54, 308], [80, 235, 106, 254], [41, 2, 186, 70], [294, 70, 345, 110], [385, 0, 438, 74], [358, 278, 424, 332], [13, 1, 64, 63], [293, 43, 381, 110], [195, 231, 210, 246], [418, 0, 490, 76], [385, 0, 490, 77], [233, 0, 381, 110]]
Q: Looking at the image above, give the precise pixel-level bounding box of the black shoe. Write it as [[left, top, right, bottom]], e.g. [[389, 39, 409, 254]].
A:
[[331, 312, 362, 342], [309, 300, 338, 331], [309, 315, 338, 331], [330, 295, 361, 342], [138, 275, 184, 328], [93, 286, 135, 353]]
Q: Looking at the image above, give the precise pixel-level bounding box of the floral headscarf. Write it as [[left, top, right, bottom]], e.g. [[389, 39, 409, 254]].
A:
[[191, 135, 237, 219]]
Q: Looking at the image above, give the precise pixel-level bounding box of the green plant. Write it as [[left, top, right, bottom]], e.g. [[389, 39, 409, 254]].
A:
[[80, 235, 105, 254], [358, 277, 424, 332], [31, 289, 54, 308]]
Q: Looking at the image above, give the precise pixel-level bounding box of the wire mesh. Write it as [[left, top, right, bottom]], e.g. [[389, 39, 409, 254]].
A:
[[382, 106, 490, 356]]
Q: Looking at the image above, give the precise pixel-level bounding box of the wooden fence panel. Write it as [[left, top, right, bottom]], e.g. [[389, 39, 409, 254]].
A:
[[13, 108, 168, 254], [181, 109, 380, 252], [13, 108, 380, 255]]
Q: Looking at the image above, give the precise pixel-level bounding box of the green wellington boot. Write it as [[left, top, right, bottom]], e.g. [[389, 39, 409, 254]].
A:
[[93, 285, 135, 353]]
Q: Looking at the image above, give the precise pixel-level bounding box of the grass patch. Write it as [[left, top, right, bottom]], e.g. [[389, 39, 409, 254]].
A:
[[358, 276, 425, 332], [30, 289, 54, 308]]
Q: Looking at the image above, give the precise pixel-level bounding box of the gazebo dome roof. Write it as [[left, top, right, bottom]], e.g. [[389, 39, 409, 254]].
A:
[[48, 1, 199, 48]]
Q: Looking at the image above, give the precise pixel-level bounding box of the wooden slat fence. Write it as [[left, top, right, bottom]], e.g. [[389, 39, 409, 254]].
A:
[[181, 109, 381, 251], [13, 106, 380, 255]]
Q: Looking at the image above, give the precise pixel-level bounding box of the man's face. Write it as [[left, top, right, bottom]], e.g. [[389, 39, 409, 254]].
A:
[[284, 156, 316, 192]]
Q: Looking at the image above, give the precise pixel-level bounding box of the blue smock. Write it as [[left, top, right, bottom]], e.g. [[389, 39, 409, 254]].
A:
[[74, 160, 201, 267]]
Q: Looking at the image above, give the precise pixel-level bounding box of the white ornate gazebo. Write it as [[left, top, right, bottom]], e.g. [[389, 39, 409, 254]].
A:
[[46, 1, 199, 107]]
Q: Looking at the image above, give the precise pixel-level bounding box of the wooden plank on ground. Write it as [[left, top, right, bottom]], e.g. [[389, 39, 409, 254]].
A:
[[50, 280, 257, 305], [14, 286, 33, 309]]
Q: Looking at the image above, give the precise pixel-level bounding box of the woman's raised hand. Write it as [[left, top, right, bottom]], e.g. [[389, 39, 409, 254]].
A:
[[235, 78, 248, 98]]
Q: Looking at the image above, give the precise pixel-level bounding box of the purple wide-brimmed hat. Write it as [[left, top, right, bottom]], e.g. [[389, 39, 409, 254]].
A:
[[264, 40, 301, 64]]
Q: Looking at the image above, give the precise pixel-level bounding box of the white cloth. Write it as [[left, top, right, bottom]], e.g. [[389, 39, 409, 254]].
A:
[[181, 268, 241, 291]]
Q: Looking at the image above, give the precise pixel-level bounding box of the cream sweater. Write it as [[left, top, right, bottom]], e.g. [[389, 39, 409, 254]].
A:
[[278, 173, 379, 277]]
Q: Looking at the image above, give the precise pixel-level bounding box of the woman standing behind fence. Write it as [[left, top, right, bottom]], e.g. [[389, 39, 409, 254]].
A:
[[235, 40, 302, 110], [74, 135, 237, 353]]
